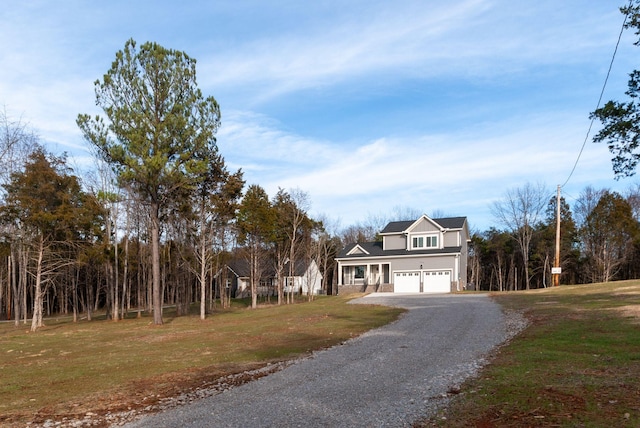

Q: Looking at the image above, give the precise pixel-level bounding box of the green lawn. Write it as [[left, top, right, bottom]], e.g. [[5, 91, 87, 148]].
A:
[[0, 295, 403, 426], [5, 282, 638, 427], [420, 280, 640, 427]]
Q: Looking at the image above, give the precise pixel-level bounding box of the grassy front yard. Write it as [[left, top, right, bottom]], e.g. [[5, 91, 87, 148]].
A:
[[0, 295, 403, 426], [420, 280, 640, 427], [4, 281, 639, 427]]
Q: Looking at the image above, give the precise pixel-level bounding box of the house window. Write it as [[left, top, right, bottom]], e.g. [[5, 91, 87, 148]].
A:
[[354, 266, 365, 279], [411, 234, 438, 249]]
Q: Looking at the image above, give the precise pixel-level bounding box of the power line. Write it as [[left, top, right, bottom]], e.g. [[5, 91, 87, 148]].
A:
[[553, 3, 633, 286], [561, 0, 633, 188]]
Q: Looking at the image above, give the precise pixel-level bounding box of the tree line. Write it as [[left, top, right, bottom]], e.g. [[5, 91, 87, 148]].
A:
[[469, 182, 640, 291], [5, 2, 640, 332], [0, 41, 343, 331], [0, 107, 343, 331], [468, 1, 640, 292]]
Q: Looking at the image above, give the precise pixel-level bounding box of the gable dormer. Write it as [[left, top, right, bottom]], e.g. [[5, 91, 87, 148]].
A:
[[346, 244, 370, 256], [379, 215, 467, 252], [405, 215, 443, 251]]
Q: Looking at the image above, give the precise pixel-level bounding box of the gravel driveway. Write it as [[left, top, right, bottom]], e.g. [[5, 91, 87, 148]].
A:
[[124, 293, 520, 428]]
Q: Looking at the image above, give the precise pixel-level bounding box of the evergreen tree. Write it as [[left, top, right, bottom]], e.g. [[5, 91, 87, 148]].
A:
[[591, 1, 640, 177], [77, 39, 221, 324], [1, 148, 102, 331]]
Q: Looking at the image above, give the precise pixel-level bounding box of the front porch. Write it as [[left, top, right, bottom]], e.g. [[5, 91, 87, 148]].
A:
[[338, 282, 394, 294], [337, 263, 392, 294]]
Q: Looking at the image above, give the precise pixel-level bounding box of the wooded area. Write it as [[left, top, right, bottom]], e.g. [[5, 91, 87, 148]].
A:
[[469, 184, 640, 291], [0, 41, 342, 331], [0, 105, 341, 330], [2, 33, 640, 331]]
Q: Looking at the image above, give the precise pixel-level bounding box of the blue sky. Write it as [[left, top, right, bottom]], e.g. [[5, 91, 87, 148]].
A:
[[1, 0, 638, 231]]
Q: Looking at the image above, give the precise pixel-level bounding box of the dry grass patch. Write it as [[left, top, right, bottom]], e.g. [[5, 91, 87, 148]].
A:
[[615, 305, 640, 323]]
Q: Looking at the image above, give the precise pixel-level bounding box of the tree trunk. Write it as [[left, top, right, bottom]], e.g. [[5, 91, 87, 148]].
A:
[[86, 269, 92, 321], [104, 263, 113, 320], [250, 243, 258, 309], [30, 236, 45, 332], [73, 266, 79, 322], [199, 230, 207, 320], [288, 238, 295, 305], [123, 234, 129, 315], [150, 202, 163, 325], [9, 251, 20, 326], [21, 245, 28, 325], [276, 248, 284, 306], [0, 256, 4, 320], [114, 235, 119, 321], [11, 249, 20, 326], [523, 250, 530, 290]]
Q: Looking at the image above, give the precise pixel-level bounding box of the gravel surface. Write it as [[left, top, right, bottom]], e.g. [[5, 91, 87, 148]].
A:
[[122, 293, 526, 428]]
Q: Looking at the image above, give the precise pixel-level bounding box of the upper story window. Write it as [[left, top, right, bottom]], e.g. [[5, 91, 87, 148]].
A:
[[411, 234, 438, 250]]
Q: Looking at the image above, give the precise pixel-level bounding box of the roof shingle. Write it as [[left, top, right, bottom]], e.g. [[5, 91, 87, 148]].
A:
[[337, 241, 462, 259], [380, 216, 466, 234]]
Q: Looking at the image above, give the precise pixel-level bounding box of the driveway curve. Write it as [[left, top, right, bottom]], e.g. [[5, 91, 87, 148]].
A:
[[125, 293, 512, 428]]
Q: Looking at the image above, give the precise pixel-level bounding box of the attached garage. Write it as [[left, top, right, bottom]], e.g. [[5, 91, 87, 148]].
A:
[[393, 270, 452, 293], [393, 271, 420, 293], [423, 270, 451, 293]]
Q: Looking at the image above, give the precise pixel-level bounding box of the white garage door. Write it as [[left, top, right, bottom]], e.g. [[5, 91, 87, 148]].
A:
[[393, 271, 420, 293], [423, 270, 451, 293]]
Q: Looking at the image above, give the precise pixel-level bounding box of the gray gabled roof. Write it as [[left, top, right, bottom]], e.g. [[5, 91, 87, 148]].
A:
[[227, 258, 251, 277], [434, 216, 467, 229], [284, 259, 310, 277], [337, 241, 462, 259], [226, 258, 310, 278], [380, 216, 466, 234], [380, 220, 414, 234]]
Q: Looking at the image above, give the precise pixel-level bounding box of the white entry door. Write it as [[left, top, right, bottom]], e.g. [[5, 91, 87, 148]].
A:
[[423, 270, 451, 293], [393, 271, 420, 293]]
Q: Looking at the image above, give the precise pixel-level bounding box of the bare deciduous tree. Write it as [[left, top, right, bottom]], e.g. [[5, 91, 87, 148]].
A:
[[492, 182, 548, 290], [0, 108, 36, 324], [574, 186, 607, 229]]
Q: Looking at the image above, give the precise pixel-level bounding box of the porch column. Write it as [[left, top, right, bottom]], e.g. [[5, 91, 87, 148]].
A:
[[337, 260, 343, 286]]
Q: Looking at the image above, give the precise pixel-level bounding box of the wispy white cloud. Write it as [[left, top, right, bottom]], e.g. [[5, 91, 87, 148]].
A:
[[199, 1, 496, 98], [0, 0, 636, 232], [199, 0, 623, 104], [216, 105, 626, 228]]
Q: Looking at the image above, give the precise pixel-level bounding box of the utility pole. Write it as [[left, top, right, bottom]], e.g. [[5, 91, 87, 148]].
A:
[[552, 185, 561, 286]]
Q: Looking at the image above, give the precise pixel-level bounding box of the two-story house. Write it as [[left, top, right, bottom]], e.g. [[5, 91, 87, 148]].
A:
[[335, 215, 470, 294]]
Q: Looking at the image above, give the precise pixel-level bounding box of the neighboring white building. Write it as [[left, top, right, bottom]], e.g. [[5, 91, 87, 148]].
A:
[[225, 258, 323, 298], [283, 259, 323, 295]]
